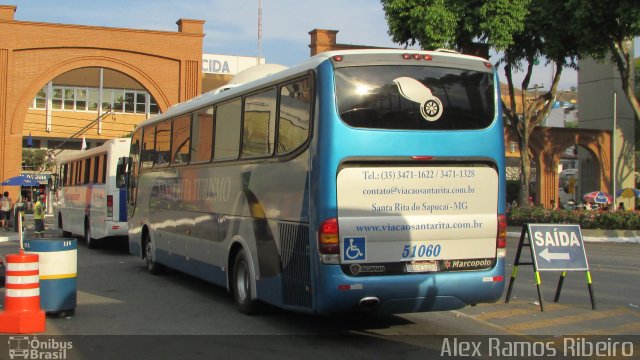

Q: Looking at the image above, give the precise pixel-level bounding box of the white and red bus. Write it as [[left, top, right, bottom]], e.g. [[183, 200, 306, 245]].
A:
[[53, 138, 131, 248]]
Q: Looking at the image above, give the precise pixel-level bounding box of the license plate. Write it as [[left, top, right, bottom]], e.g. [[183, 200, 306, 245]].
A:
[[405, 261, 438, 273]]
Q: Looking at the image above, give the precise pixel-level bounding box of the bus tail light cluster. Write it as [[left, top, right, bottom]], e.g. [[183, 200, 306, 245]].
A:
[[496, 214, 507, 257], [106, 195, 113, 218], [334, 53, 435, 62], [402, 53, 432, 61], [319, 218, 340, 264]]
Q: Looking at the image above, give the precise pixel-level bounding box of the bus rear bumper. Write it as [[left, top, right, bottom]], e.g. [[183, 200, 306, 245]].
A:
[[315, 258, 505, 314], [104, 221, 129, 237]]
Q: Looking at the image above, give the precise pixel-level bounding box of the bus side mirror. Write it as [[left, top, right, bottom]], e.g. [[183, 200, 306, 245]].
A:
[[116, 157, 131, 188]]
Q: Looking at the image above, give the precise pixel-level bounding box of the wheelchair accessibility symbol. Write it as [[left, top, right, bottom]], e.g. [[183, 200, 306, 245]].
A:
[[343, 236, 366, 261]]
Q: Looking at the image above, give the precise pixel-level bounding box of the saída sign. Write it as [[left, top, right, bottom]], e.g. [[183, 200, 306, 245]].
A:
[[526, 224, 589, 271]]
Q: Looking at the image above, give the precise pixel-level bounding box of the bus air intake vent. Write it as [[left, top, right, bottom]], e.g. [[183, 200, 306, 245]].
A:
[[279, 222, 312, 308]]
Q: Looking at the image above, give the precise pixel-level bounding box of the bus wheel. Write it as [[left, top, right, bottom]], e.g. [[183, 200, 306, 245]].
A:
[[84, 219, 97, 249], [144, 233, 164, 275], [232, 249, 259, 314]]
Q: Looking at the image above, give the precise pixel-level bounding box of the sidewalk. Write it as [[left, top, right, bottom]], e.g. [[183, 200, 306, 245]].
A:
[[0, 214, 59, 243]]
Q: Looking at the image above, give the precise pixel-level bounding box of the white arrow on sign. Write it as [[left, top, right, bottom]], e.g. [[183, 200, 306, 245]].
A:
[[539, 248, 571, 262]]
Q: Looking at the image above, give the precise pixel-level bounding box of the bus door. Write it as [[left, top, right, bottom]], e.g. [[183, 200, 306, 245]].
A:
[[115, 157, 130, 223]]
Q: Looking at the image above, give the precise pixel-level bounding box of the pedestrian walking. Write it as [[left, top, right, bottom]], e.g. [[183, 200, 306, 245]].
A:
[[0, 191, 12, 230], [34, 194, 45, 238]]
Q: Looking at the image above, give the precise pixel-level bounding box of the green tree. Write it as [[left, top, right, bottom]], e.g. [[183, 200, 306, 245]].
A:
[[381, 0, 583, 207], [22, 149, 53, 171]]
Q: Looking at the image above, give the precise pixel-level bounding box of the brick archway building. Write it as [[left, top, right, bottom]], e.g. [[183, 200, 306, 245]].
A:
[[0, 5, 204, 188], [506, 127, 611, 208]]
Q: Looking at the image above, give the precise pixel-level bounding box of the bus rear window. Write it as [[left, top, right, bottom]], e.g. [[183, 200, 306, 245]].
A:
[[335, 65, 495, 130]]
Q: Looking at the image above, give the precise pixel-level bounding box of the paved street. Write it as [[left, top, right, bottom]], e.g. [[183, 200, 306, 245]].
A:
[[0, 216, 638, 358]]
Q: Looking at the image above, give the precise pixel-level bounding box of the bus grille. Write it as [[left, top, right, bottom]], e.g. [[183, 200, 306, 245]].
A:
[[279, 222, 312, 308]]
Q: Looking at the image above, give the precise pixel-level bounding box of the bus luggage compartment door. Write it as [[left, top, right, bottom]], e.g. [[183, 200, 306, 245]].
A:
[[336, 164, 499, 272]]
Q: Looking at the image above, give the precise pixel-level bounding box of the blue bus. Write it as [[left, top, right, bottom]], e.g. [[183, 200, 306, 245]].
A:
[[124, 49, 507, 314]]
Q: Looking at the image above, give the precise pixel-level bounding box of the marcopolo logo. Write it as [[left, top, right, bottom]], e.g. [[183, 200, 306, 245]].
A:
[[443, 259, 494, 270], [8, 336, 73, 360]]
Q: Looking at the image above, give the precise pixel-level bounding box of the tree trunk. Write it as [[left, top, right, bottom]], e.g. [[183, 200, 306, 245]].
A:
[[519, 131, 532, 208], [610, 39, 640, 125]]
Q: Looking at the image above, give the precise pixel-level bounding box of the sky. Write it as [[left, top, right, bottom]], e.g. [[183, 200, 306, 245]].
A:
[[7, 0, 638, 91]]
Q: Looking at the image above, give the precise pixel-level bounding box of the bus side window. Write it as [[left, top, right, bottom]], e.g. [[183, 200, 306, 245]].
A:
[[243, 87, 277, 158], [214, 99, 241, 161], [155, 119, 171, 167], [171, 114, 191, 165], [190, 106, 214, 163], [59, 164, 67, 189], [278, 77, 312, 155], [93, 155, 100, 183], [141, 125, 156, 169], [116, 157, 131, 188], [128, 128, 142, 214]]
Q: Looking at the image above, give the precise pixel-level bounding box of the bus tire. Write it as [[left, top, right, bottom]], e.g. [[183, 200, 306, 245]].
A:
[[232, 249, 259, 315], [84, 219, 97, 249], [144, 233, 164, 275]]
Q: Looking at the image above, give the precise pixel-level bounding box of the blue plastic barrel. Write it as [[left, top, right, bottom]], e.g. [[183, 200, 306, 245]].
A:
[[24, 238, 77, 315]]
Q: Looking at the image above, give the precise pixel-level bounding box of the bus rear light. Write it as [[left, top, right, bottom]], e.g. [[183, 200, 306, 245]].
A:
[[112, 225, 120, 230], [319, 218, 339, 255], [411, 155, 434, 161], [332, 55, 343, 62], [402, 53, 432, 61], [497, 214, 507, 249], [338, 284, 364, 291], [484, 62, 492, 69], [107, 195, 113, 218]]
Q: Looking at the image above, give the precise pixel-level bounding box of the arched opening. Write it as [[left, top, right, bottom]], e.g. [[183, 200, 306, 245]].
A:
[[23, 67, 161, 152], [505, 127, 612, 210], [575, 144, 604, 208], [19, 67, 164, 213], [558, 145, 579, 209]]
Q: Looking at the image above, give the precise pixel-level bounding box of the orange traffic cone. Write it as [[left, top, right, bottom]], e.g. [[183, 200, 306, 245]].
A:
[[0, 251, 46, 333]]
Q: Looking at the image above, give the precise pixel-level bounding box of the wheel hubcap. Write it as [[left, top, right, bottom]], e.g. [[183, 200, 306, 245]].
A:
[[236, 261, 248, 301]]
